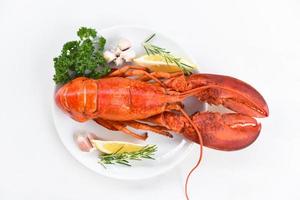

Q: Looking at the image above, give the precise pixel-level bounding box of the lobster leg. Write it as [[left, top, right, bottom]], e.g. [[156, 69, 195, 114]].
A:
[[137, 71, 183, 82], [108, 65, 148, 76], [108, 65, 164, 86], [125, 121, 173, 138], [146, 112, 261, 151], [94, 118, 173, 139], [93, 118, 118, 131], [94, 118, 148, 140]]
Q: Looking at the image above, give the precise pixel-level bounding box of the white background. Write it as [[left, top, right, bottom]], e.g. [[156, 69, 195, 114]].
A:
[[1, 0, 300, 199]]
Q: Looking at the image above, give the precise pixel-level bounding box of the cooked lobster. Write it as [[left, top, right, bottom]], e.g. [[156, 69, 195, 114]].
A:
[[55, 65, 268, 151], [55, 65, 269, 200]]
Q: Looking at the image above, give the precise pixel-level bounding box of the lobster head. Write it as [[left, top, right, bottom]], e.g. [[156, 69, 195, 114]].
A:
[[55, 77, 98, 122]]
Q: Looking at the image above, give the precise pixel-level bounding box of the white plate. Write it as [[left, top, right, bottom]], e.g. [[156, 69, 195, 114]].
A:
[[52, 25, 205, 180]]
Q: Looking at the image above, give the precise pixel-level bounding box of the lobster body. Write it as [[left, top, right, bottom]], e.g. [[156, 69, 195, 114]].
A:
[[56, 77, 180, 122], [96, 77, 179, 121], [55, 66, 269, 151]]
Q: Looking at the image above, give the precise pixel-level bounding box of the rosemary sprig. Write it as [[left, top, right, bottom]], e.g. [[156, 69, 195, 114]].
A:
[[142, 33, 195, 74], [98, 145, 157, 167]]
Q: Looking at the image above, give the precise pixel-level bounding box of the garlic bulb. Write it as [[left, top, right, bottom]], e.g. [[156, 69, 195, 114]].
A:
[[103, 38, 136, 66]]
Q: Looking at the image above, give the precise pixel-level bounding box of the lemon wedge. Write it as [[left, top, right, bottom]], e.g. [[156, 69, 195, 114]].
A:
[[91, 140, 145, 154], [133, 54, 197, 73]]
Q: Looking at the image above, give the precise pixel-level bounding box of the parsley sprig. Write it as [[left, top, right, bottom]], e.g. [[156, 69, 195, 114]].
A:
[[53, 27, 110, 84], [99, 145, 157, 167], [143, 33, 195, 74]]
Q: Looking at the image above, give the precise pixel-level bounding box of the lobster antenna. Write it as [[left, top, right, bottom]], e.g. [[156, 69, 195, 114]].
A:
[[178, 107, 204, 200]]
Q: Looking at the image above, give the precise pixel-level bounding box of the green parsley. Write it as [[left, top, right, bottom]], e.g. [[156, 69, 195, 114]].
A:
[[53, 27, 110, 84]]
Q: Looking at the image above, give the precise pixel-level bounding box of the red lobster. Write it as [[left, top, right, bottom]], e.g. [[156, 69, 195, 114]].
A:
[[55, 65, 268, 151], [55, 65, 269, 200]]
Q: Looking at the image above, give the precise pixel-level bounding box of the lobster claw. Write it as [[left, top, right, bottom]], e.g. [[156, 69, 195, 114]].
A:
[[188, 112, 261, 151], [189, 74, 269, 118], [166, 74, 269, 118], [146, 112, 261, 151]]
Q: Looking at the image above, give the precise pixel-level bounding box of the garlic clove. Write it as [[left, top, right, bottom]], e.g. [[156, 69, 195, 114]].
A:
[[120, 49, 136, 62], [114, 48, 122, 56], [103, 50, 116, 63], [75, 134, 94, 152], [118, 38, 131, 51], [87, 133, 100, 142], [114, 57, 124, 66]]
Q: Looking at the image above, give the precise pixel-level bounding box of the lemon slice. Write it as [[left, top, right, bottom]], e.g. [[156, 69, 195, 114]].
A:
[[91, 140, 145, 154], [133, 54, 197, 73]]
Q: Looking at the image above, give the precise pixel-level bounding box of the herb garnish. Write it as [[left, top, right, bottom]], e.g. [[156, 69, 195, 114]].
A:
[[99, 145, 157, 167], [143, 33, 195, 74], [53, 27, 110, 84]]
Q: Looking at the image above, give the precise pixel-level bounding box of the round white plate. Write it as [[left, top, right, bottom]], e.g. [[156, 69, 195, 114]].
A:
[[52, 25, 205, 180]]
